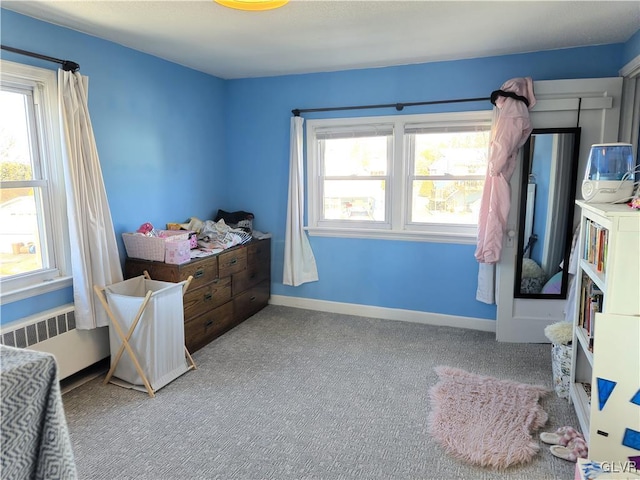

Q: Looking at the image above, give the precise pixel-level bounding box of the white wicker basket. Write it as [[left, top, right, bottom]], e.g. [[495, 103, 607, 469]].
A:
[[551, 343, 572, 400], [122, 231, 190, 261]]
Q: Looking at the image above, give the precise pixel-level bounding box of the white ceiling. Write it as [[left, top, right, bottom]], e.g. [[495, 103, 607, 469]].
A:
[[3, 1, 640, 79]]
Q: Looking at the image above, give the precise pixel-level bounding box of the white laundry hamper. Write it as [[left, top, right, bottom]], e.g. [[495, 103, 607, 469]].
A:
[[95, 274, 195, 397]]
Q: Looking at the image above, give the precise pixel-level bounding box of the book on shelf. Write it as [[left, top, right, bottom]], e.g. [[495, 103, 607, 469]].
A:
[[581, 382, 592, 405], [579, 276, 586, 328], [583, 219, 608, 273], [597, 228, 607, 272], [588, 293, 602, 337], [578, 272, 603, 348]]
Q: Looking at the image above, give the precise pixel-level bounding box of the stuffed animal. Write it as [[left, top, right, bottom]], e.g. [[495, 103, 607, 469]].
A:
[[136, 222, 155, 235], [520, 258, 547, 294]]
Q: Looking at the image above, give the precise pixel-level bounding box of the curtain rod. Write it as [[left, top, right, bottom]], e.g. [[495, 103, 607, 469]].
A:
[[291, 96, 491, 116], [1, 45, 80, 72]]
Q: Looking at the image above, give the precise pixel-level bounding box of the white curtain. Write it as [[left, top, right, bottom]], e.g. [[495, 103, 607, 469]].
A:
[[283, 116, 318, 286], [58, 70, 123, 329]]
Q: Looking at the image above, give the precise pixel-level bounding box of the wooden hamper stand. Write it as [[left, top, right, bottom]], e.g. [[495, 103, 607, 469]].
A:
[[94, 271, 196, 398]]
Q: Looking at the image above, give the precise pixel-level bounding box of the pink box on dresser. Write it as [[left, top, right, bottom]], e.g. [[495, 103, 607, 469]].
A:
[[161, 229, 197, 249], [165, 239, 191, 265]]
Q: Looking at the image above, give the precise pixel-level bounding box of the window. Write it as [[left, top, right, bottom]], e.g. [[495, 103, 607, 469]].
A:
[[307, 111, 492, 243], [0, 61, 70, 303], [314, 124, 393, 228]]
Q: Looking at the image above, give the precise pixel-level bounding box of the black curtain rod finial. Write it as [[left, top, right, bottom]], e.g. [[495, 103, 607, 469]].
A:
[[62, 60, 80, 72], [292, 109, 301, 117]]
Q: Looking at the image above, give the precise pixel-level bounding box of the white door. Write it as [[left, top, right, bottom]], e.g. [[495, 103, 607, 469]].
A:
[[496, 77, 623, 342]]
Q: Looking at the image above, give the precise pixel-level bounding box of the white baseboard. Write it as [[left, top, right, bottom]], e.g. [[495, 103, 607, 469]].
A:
[[269, 295, 496, 333]]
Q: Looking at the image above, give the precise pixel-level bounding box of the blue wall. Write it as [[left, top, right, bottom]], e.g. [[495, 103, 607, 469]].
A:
[[2, 8, 639, 325], [1, 10, 228, 324], [623, 28, 640, 66], [224, 45, 627, 321]]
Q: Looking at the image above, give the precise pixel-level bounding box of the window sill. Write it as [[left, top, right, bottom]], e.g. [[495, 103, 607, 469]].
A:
[[306, 227, 477, 245], [0, 276, 73, 305]]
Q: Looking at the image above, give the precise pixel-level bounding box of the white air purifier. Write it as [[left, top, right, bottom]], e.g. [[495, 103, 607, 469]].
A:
[[581, 143, 635, 203]]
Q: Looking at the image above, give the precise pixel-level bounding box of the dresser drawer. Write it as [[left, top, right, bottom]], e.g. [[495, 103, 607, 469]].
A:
[[124, 260, 181, 283], [218, 247, 247, 278], [233, 280, 270, 322], [248, 239, 270, 265], [181, 256, 218, 290], [124, 255, 218, 290], [232, 260, 270, 295], [183, 276, 232, 319], [184, 301, 234, 353], [232, 240, 270, 294]]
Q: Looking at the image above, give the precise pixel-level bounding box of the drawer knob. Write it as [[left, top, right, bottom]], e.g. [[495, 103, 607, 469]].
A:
[[205, 320, 214, 327], [229, 258, 237, 265], [194, 269, 205, 278], [250, 295, 256, 302], [204, 293, 213, 301]]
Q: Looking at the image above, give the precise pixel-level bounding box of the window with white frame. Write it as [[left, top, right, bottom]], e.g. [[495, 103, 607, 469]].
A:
[[306, 111, 492, 243], [0, 60, 70, 302]]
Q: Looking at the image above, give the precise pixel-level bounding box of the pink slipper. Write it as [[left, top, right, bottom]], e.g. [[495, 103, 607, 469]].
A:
[[550, 437, 589, 462], [540, 426, 584, 446]]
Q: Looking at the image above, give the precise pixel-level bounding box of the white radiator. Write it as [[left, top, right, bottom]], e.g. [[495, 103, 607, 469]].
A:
[[0, 305, 109, 380]]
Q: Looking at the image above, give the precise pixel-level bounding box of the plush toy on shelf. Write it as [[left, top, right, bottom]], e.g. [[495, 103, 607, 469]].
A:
[[136, 222, 157, 236]]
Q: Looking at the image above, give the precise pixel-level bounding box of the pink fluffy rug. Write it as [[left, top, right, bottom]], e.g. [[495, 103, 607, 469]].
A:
[[428, 366, 550, 470]]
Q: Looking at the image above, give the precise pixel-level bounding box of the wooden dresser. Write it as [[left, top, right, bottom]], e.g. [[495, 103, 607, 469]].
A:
[[124, 238, 270, 352]]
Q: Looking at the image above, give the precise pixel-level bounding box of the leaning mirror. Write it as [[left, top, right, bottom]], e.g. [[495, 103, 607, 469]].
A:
[[514, 127, 581, 299]]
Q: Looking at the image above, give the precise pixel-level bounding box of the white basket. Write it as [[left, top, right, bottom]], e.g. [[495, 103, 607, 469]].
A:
[[122, 231, 190, 262], [104, 276, 190, 392], [551, 343, 572, 400]]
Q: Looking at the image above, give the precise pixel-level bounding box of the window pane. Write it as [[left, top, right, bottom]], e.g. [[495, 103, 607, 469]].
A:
[[0, 90, 34, 180], [1, 87, 49, 279], [414, 131, 489, 176], [411, 129, 489, 225], [411, 179, 483, 224], [323, 180, 385, 221], [322, 136, 388, 176], [0, 187, 45, 277]]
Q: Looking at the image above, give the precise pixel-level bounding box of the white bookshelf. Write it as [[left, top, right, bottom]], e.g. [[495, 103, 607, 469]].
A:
[[569, 201, 640, 462]]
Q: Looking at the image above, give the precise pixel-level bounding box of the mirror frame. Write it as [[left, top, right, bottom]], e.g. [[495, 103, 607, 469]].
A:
[[514, 127, 581, 299]]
